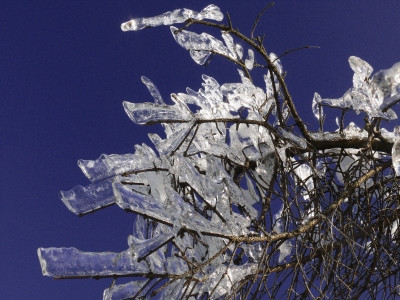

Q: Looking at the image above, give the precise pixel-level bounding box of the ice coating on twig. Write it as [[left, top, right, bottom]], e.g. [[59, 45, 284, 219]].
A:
[[278, 127, 307, 148], [128, 232, 174, 260], [313, 56, 399, 120], [312, 92, 323, 120], [103, 280, 150, 300], [292, 159, 314, 200], [78, 145, 160, 183], [392, 138, 400, 176], [141, 76, 165, 105], [273, 205, 292, 263], [123, 101, 192, 124], [235, 43, 243, 59], [113, 182, 172, 225], [221, 32, 237, 59], [121, 5, 223, 31], [38, 247, 149, 277], [373, 61, 400, 112], [59, 179, 114, 215], [170, 26, 231, 65], [245, 49, 254, 70], [269, 52, 283, 75], [348, 56, 373, 78], [42, 14, 400, 296]]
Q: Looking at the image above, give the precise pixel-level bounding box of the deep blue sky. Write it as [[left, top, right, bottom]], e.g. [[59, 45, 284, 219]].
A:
[[2, 1, 400, 299]]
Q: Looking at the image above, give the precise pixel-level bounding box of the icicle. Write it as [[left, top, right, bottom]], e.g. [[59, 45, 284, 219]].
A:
[[141, 76, 165, 105]]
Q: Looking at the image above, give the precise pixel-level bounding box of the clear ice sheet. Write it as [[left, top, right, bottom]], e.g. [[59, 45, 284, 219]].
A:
[[121, 5, 223, 31], [38, 247, 149, 277], [123, 101, 191, 125], [78, 145, 159, 183], [59, 179, 114, 215]]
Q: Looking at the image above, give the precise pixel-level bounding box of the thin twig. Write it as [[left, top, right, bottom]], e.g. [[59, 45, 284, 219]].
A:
[[273, 45, 320, 62], [251, 2, 275, 40]]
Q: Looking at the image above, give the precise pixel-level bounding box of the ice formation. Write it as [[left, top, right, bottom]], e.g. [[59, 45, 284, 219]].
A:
[[313, 56, 398, 120], [39, 4, 400, 299], [121, 5, 223, 31]]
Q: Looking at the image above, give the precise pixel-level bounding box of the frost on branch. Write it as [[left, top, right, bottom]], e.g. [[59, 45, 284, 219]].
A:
[[39, 4, 400, 300]]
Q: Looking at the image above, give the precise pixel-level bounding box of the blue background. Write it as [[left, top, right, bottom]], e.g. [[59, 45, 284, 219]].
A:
[[2, 1, 400, 298]]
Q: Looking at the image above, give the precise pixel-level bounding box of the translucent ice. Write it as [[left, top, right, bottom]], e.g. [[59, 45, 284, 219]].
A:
[[170, 27, 230, 65], [269, 52, 283, 76], [59, 179, 114, 215], [392, 138, 400, 176], [151, 120, 195, 156], [227, 263, 257, 284], [78, 146, 160, 183], [348, 56, 373, 78], [390, 219, 399, 237], [312, 92, 323, 120], [245, 49, 254, 70], [190, 49, 210, 65], [221, 32, 237, 59], [272, 205, 292, 262], [123, 101, 191, 125], [141, 76, 165, 105], [103, 280, 150, 300], [235, 43, 243, 60], [165, 256, 188, 275], [172, 154, 221, 206], [292, 160, 313, 200], [128, 232, 174, 260], [278, 128, 307, 148], [147, 249, 167, 274], [113, 182, 172, 225], [121, 5, 223, 31], [199, 266, 230, 298], [372, 61, 400, 98], [158, 280, 184, 299], [314, 57, 399, 120], [373, 61, 400, 112], [38, 247, 149, 278]]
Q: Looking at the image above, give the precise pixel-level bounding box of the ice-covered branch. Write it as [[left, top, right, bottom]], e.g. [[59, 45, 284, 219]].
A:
[[121, 5, 223, 31], [40, 4, 400, 299]]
